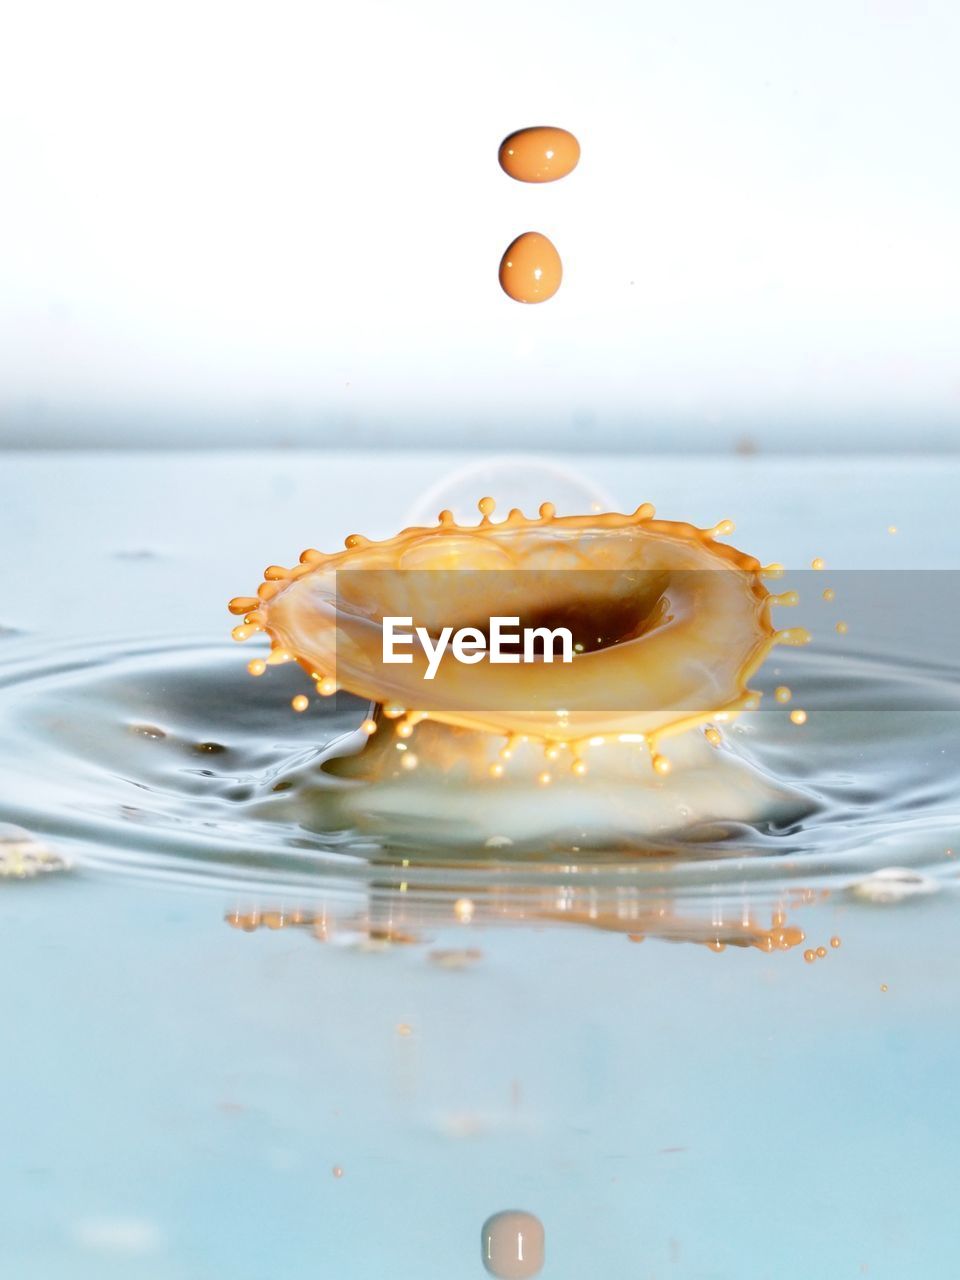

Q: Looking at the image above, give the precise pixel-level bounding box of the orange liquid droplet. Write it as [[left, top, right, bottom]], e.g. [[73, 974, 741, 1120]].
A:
[[498, 126, 580, 183], [228, 596, 259, 615], [499, 232, 562, 304]]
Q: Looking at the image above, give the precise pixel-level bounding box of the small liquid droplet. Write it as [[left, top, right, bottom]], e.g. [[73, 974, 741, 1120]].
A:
[[498, 126, 580, 182], [131, 724, 166, 740], [774, 686, 792, 704], [481, 1210, 545, 1279], [291, 694, 309, 712], [790, 709, 808, 725], [228, 595, 260, 615], [499, 232, 563, 303]]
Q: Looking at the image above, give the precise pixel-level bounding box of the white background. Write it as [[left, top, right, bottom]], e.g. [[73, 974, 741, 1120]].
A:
[[1, 0, 958, 450]]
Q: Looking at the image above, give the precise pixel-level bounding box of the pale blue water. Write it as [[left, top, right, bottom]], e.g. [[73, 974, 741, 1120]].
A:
[[1, 452, 959, 1279]]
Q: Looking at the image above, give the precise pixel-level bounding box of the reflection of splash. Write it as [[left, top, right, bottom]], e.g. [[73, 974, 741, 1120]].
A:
[[482, 1211, 545, 1279], [225, 884, 824, 956], [230, 499, 808, 777]]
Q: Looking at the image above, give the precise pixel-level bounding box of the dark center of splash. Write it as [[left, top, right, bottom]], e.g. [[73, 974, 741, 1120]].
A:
[[452, 573, 672, 656]]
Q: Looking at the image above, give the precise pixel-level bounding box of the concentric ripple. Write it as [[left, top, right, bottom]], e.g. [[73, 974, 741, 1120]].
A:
[[0, 633, 958, 912]]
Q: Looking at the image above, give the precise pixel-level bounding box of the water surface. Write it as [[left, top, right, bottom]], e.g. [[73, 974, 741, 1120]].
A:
[[2, 452, 959, 1279]]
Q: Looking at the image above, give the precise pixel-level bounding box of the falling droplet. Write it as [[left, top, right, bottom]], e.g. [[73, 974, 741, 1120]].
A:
[[499, 232, 563, 303]]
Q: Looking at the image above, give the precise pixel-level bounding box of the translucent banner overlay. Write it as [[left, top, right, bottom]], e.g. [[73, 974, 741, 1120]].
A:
[[331, 570, 960, 715]]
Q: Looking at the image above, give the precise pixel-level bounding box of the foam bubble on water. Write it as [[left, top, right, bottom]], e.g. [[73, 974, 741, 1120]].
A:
[[848, 866, 941, 904], [429, 948, 484, 969], [74, 1218, 161, 1255], [435, 1108, 538, 1140], [0, 828, 70, 879]]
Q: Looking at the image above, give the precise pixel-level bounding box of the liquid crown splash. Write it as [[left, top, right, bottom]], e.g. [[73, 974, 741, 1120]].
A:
[[229, 499, 808, 779]]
